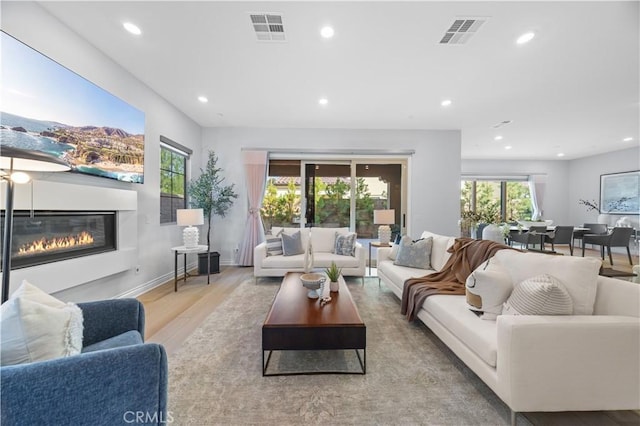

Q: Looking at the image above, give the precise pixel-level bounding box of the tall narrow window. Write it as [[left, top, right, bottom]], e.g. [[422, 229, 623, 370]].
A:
[[160, 136, 192, 224]]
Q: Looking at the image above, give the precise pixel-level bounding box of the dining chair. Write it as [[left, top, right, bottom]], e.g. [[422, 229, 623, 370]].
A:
[[544, 225, 575, 255], [573, 223, 608, 249], [509, 225, 548, 250], [582, 226, 634, 265]]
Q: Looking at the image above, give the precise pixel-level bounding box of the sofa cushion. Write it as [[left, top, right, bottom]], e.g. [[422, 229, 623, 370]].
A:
[[265, 235, 283, 257], [313, 252, 361, 268], [494, 250, 601, 315], [282, 231, 304, 256], [334, 232, 357, 256], [423, 295, 498, 367], [1, 281, 84, 366], [82, 330, 143, 353], [262, 253, 307, 268], [311, 227, 348, 253], [502, 274, 573, 316], [394, 236, 433, 269], [465, 257, 513, 320], [271, 227, 310, 251], [378, 259, 434, 285], [420, 231, 455, 271]]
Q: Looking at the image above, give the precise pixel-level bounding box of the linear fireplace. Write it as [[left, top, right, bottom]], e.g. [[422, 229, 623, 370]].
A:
[[0, 211, 116, 270]]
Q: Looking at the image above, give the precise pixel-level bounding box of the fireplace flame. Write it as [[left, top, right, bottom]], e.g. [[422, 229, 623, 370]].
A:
[[17, 231, 95, 256]]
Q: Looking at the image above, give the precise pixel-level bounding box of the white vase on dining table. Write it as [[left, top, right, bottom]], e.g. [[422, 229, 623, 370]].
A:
[[482, 224, 505, 243]]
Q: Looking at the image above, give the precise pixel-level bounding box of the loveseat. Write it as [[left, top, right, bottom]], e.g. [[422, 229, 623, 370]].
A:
[[254, 227, 366, 281], [377, 231, 640, 422], [1, 298, 168, 425]]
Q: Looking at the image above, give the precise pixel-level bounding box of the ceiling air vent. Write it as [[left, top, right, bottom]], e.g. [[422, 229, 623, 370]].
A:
[[440, 17, 488, 45], [250, 13, 285, 41]]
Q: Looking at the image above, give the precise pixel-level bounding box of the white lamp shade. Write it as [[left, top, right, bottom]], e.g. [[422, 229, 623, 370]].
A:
[[176, 209, 204, 226], [373, 209, 395, 225]]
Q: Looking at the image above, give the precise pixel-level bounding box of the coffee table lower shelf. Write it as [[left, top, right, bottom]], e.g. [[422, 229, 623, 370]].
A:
[[262, 348, 366, 376]]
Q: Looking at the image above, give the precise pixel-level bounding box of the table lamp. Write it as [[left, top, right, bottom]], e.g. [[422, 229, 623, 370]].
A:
[[1, 146, 70, 303], [176, 208, 204, 248], [374, 209, 395, 245]]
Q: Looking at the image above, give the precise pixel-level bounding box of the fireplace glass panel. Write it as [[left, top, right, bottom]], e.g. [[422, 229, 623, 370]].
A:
[[1, 211, 116, 270]]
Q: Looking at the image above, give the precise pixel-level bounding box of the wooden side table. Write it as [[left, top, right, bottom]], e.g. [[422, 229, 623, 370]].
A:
[[368, 241, 392, 276], [170, 245, 210, 291]]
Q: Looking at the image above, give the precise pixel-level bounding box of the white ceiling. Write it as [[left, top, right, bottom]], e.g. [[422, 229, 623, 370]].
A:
[[38, 1, 639, 160]]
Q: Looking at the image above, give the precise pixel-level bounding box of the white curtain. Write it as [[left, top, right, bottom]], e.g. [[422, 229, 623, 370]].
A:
[[528, 175, 547, 220], [236, 150, 268, 266]]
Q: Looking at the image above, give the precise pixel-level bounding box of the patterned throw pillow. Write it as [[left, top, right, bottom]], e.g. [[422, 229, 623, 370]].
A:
[[393, 236, 433, 269], [465, 257, 513, 320], [265, 235, 283, 257], [281, 231, 304, 256], [502, 274, 573, 316], [334, 232, 357, 256]]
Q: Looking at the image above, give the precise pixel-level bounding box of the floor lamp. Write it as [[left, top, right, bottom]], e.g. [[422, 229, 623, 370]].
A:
[[1, 146, 70, 303]]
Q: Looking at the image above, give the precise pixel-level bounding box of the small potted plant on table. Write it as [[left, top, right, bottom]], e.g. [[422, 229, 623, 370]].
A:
[[325, 261, 342, 292]]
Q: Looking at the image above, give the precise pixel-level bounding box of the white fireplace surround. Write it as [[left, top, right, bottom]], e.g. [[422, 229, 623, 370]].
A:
[[1, 180, 137, 296]]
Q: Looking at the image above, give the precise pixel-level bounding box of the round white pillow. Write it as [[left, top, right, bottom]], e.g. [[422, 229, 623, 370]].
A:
[[502, 274, 573, 316]]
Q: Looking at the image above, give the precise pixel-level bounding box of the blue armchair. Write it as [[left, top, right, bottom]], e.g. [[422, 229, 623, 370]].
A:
[[1, 299, 168, 425]]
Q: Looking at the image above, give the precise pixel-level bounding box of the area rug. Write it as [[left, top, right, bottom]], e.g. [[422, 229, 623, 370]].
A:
[[168, 277, 529, 425]]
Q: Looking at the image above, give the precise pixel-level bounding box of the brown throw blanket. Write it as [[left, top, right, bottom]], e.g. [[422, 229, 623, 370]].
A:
[[400, 238, 515, 321]]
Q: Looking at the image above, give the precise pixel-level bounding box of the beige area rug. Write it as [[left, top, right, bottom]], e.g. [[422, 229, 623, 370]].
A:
[[168, 277, 530, 425]]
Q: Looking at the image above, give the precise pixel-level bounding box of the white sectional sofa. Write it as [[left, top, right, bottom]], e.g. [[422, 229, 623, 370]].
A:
[[254, 227, 366, 280], [377, 231, 640, 422]]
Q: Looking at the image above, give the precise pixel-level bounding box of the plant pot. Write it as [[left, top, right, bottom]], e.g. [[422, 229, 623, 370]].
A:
[[330, 280, 340, 292], [198, 251, 220, 275]]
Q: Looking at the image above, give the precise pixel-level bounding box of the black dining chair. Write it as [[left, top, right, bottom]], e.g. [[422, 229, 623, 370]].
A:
[[573, 223, 608, 249], [509, 225, 548, 250], [582, 227, 634, 265], [544, 226, 575, 255]]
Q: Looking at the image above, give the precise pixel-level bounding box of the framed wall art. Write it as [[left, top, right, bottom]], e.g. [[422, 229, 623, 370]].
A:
[[600, 170, 640, 214]]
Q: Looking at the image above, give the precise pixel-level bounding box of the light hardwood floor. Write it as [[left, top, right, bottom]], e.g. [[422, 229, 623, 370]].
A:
[[138, 246, 639, 426]]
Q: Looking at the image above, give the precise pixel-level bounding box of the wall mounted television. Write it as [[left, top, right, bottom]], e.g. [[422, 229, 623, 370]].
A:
[[0, 31, 145, 183]]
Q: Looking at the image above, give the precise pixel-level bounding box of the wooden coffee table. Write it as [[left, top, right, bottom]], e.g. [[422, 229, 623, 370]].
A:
[[262, 272, 366, 376]]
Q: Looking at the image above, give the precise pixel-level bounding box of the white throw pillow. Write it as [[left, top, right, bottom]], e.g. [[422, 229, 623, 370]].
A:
[[502, 274, 573, 316], [311, 227, 348, 253], [465, 257, 513, 320], [0, 280, 83, 366], [493, 250, 601, 315]]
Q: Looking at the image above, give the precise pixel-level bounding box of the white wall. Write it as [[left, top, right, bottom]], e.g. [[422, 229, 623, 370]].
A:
[[202, 127, 461, 263], [2, 2, 203, 301], [569, 147, 640, 227], [461, 159, 571, 224]]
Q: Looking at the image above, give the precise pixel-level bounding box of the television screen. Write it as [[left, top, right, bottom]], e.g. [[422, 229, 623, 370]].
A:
[[0, 31, 145, 183]]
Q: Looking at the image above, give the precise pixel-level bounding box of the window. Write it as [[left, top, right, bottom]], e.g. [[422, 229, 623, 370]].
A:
[[460, 177, 533, 236], [160, 136, 192, 224]]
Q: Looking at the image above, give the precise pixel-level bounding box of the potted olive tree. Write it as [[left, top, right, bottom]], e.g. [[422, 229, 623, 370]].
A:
[[188, 151, 238, 274]]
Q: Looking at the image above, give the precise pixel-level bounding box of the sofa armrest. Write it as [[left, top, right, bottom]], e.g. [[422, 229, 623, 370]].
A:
[[1, 343, 168, 425], [354, 243, 366, 267], [78, 299, 145, 346], [254, 242, 267, 267], [377, 247, 392, 261], [497, 315, 640, 412]]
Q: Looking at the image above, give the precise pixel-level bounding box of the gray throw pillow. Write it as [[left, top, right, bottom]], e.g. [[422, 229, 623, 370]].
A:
[[334, 232, 357, 256], [393, 236, 433, 269], [265, 235, 283, 257], [281, 231, 304, 256]]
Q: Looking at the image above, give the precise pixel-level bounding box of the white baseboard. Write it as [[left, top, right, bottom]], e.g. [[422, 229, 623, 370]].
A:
[[117, 261, 198, 298]]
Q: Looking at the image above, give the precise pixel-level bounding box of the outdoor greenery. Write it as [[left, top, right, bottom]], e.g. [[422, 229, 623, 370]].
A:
[[460, 181, 533, 236], [187, 151, 238, 250], [261, 177, 377, 230]]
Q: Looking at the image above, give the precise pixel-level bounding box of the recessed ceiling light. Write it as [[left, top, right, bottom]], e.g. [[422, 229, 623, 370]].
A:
[[516, 32, 535, 45], [504, 145, 512, 150], [441, 99, 452, 107], [318, 98, 328, 106], [320, 26, 334, 39], [197, 96, 208, 103], [623, 137, 633, 142], [123, 22, 142, 36], [494, 135, 503, 141], [557, 153, 565, 157]]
